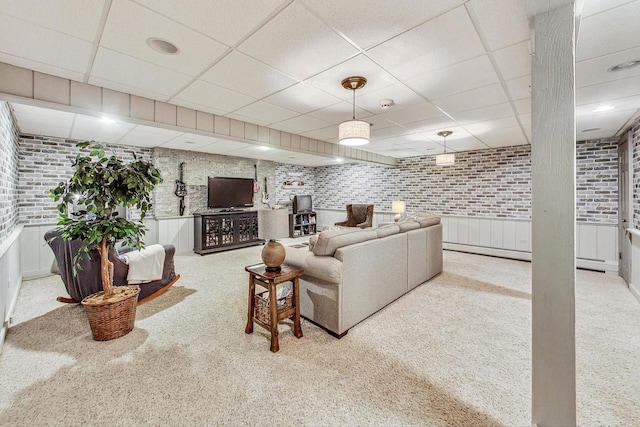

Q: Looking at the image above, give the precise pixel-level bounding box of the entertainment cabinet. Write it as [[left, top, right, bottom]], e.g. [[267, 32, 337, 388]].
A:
[[194, 211, 263, 255], [289, 211, 317, 238]]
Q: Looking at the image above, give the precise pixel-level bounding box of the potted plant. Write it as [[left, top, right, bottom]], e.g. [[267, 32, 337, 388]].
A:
[[50, 141, 162, 340]]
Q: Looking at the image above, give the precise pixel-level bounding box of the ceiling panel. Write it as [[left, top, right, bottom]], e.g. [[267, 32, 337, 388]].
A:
[[134, 0, 286, 46], [118, 124, 183, 147], [505, 75, 532, 101], [577, 46, 640, 88], [263, 83, 342, 114], [367, 5, 485, 80], [229, 100, 299, 126], [91, 48, 193, 99], [576, 75, 640, 106], [433, 83, 509, 114], [99, 0, 228, 77], [450, 102, 515, 125], [466, 0, 530, 51], [300, 0, 466, 50], [576, 1, 640, 61], [405, 54, 500, 100], [0, 14, 94, 78], [492, 41, 531, 81], [200, 51, 297, 99], [173, 80, 256, 116], [479, 126, 528, 148], [70, 115, 137, 143], [272, 114, 333, 134], [582, 0, 637, 17], [237, 2, 358, 80], [157, 133, 222, 151]]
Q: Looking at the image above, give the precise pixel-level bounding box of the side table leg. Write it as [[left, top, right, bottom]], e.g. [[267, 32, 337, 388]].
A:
[[269, 281, 279, 352], [245, 274, 255, 334], [292, 277, 303, 338]]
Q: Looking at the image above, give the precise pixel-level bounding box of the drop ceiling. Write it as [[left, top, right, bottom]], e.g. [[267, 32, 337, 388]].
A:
[[1, 0, 639, 166]]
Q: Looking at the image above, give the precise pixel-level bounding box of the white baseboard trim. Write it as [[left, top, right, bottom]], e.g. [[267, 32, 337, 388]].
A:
[[443, 242, 617, 272], [7, 274, 22, 325], [630, 282, 640, 304], [443, 243, 532, 261]]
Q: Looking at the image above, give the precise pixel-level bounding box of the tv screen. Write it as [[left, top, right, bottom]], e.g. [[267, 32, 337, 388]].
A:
[[293, 195, 313, 213], [208, 177, 254, 209]]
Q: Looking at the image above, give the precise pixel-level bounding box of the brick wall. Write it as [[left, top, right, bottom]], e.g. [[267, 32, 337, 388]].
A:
[[18, 136, 152, 223], [285, 141, 617, 223], [0, 102, 19, 245], [153, 147, 276, 216], [632, 118, 640, 228]]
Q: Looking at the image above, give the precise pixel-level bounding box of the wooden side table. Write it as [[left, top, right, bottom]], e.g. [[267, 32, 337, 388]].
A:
[[245, 264, 304, 352]]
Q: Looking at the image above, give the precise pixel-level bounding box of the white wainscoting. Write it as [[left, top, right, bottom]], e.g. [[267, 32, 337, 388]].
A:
[[1, 225, 24, 349], [20, 223, 58, 278], [152, 216, 194, 255], [627, 228, 640, 303]]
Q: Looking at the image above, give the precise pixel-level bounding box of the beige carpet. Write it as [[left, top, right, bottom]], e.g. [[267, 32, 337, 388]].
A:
[[1, 245, 639, 426]]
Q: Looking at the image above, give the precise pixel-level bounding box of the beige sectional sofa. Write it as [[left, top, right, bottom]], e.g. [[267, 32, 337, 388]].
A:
[[284, 214, 443, 337]]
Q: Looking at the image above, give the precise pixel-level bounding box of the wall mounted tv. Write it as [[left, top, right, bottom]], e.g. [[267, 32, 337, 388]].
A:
[[293, 195, 313, 213], [207, 177, 254, 209]]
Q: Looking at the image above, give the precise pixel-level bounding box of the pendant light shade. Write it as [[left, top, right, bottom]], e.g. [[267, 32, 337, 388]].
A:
[[339, 76, 370, 146], [435, 130, 455, 165]]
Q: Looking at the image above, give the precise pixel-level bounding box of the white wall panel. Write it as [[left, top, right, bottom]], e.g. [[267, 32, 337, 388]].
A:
[[503, 220, 517, 250], [516, 221, 531, 252], [578, 224, 598, 260], [468, 218, 480, 246], [449, 217, 459, 242], [479, 218, 492, 247], [596, 225, 617, 263], [458, 218, 470, 245], [490, 219, 503, 248]]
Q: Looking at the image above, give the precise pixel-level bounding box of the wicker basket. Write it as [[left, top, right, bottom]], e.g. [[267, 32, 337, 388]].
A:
[[81, 285, 140, 341], [254, 289, 293, 326]]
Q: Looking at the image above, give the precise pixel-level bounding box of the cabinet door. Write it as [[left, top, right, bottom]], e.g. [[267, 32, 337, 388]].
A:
[[204, 216, 223, 248]]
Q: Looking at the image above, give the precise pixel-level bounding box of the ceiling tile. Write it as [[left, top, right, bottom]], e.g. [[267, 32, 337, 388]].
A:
[[367, 5, 485, 80], [306, 100, 371, 124], [492, 41, 531, 81], [450, 102, 515, 124], [0, 14, 94, 77], [304, 54, 399, 100], [433, 83, 509, 114], [229, 100, 299, 125], [463, 116, 519, 133], [577, 1, 640, 61], [577, 75, 640, 106], [505, 75, 531, 101], [70, 114, 137, 143], [173, 79, 256, 115], [135, 0, 285, 46], [365, 102, 447, 127], [237, 2, 358, 80], [582, 0, 637, 17], [478, 126, 528, 148], [577, 46, 640, 88], [158, 133, 223, 151], [263, 83, 341, 114], [466, 0, 530, 51], [0, 0, 105, 40], [300, 0, 466, 49], [198, 140, 253, 155], [355, 82, 425, 113], [118, 124, 183, 147], [100, 0, 228, 77], [395, 116, 459, 135], [405, 54, 499, 100], [272, 114, 333, 133], [514, 98, 532, 115], [90, 48, 193, 99], [200, 51, 297, 99]]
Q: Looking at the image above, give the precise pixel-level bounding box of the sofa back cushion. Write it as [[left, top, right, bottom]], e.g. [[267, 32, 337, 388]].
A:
[[375, 224, 400, 238], [398, 221, 420, 232], [312, 228, 378, 256], [403, 212, 441, 228]]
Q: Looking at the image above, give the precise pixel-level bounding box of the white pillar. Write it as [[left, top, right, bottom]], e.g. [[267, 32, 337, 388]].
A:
[[531, 2, 577, 426]]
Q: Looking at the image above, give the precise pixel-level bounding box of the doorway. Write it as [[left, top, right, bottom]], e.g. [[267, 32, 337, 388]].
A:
[[619, 133, 631, 283]]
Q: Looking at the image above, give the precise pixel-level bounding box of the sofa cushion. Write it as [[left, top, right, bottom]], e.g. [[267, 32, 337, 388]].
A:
[[376, 224, 400, 238], [404, 212, 441, 228], [285, 247, 343, 284], [308, 234, 319, 251], [398, 221, 420, 232], [312, 228, 378, 256]]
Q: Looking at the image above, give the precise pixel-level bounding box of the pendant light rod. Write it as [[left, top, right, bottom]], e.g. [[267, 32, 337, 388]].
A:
[[437, 130, 452, 153], [339, 76, 370, 147]]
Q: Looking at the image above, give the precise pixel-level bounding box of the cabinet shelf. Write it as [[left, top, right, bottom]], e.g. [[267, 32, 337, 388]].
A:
[[194, 211, 263, 255], [289, 212, 317, 238]]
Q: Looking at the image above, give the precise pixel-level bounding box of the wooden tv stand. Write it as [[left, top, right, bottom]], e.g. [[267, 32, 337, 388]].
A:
[[194, 211, 263, 255]]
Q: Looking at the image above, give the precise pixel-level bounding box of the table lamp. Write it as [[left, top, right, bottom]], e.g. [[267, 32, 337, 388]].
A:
[[392, 200, 406, 222]]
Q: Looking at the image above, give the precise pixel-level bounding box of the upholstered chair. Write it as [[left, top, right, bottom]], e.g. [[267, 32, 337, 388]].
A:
[[335, 204, 374, 228]]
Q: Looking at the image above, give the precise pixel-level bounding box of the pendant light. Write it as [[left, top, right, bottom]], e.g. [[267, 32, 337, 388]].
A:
[[338, 76, 370, 146], [435, 130, 455, 165]]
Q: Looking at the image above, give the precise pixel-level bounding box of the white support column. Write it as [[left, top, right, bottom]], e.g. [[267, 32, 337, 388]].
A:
[[530, 2, 577, 426]]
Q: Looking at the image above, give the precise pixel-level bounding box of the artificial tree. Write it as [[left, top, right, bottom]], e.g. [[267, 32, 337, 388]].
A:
[[50, 141, 162, 300]]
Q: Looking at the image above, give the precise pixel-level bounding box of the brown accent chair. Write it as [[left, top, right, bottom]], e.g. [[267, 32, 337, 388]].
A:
[[335, 204, 374, 229], [45, 229, 179, 304]]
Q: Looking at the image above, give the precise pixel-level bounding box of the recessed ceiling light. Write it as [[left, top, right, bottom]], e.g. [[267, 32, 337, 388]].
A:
[[257, 146, 271, 151], [592, 105, 615, 113], [608, 60, 640, 72], [335, 157, 343, 162], [146, 37, 180, 55], [581, 128, 601, 133], [101, 116, 117, 124], [184, 141, 196, 144]]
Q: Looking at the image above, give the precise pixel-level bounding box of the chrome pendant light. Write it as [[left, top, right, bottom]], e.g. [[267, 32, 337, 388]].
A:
[[338, 76, 370, 146], [435, 130, 455, 165]]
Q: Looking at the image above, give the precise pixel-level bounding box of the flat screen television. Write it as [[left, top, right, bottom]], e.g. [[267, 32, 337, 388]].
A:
[[293, 195, 313, 213], [207, 177, 254, 209]]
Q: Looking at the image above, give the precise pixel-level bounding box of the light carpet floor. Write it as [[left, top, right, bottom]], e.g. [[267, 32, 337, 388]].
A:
[[1, 244, 639, 426]]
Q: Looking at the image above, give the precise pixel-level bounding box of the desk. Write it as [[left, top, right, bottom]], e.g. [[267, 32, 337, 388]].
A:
[[245, 264, 304, 352]]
